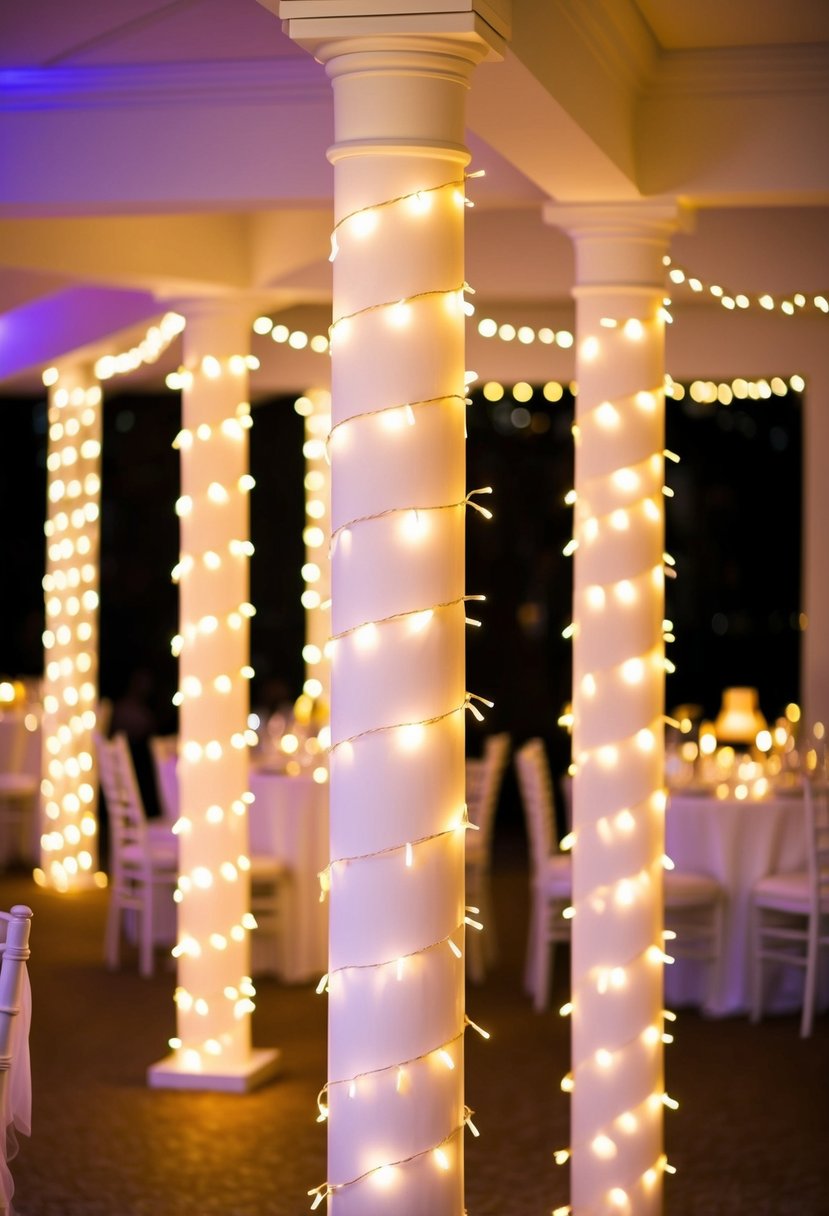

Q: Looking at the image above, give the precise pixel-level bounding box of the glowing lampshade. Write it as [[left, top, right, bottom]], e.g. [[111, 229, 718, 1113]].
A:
[[714, 687, 767, 745]]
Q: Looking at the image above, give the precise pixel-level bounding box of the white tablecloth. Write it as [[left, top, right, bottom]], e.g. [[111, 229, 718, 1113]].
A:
[[156, 758, 328, 983], [665, 789, 825, 1016], [248, 770, 328, 983], [0, 712, 41, 866]]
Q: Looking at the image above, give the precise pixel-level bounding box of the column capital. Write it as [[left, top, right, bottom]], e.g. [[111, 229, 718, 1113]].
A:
[[275, 1, 508, 61], [544, 198, 692, 290], [159, 293, 266, 324], [544, 199, 689, 236], [277, 1, 506, 177], [52, 358, 97, 388]]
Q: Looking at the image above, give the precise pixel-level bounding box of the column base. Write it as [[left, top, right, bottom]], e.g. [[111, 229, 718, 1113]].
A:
[[147, 1047, 281, 1093]]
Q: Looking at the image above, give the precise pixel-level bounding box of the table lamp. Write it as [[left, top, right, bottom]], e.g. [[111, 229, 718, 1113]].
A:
[[714, 686, 767, 745]]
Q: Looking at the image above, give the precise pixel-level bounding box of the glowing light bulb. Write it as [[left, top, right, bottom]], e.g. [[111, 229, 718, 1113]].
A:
[[401, 509, 426, 541], [595, 402, 620, 429], [350, 210, 378, 239], [592, 1134, 617, 1160], [399, 724, 425, 751]]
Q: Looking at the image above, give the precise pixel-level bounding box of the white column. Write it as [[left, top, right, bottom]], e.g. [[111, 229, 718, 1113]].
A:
[[284, 6, 504, 1213], [547, 202, 680, 1216], [39, 363, 102, 890], [148, 298, 278, 1092]]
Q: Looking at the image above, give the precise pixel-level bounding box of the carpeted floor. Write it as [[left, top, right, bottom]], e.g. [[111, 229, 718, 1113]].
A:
[[4, 829, 828, 1216]]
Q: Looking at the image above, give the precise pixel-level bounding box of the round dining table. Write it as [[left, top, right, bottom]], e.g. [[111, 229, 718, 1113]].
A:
[[665, 785, 826, 1016]]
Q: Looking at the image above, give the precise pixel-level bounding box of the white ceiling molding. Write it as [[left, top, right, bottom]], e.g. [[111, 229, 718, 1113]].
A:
[[647, 44, 829, 99], [0, 57, 328, 112]]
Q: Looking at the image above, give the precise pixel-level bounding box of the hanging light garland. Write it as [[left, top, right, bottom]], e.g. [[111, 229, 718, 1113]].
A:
[[662, 256, 828, 316]]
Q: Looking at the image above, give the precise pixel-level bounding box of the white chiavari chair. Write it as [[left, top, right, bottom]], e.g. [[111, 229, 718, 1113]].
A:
[[465, 733, 511, 983], [96, 733, 178, 978], [0, 905, 33, 1216], [750, 779, 829, 1037], [515, 739, 572, 1011]]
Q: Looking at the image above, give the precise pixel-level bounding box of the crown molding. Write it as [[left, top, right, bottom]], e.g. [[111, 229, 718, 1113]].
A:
[[647, 44, 829, 100], [0, 57, 329, 113], [556, 0, 658, 97]]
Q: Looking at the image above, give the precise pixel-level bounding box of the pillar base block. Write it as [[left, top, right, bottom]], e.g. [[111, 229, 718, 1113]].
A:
[[147, 1047, 281, 1093]]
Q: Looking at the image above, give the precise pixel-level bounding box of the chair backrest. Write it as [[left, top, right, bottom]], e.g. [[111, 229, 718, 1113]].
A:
[[805, 780, 829, 915], [515, 738, 556, 875], [0, 905, 33, 1213], [149, 735, 179, 821], [96, 698, 113, 740], [466, 733, 511, 853], [95, 733, 149, 871], [0, 716, 26, 776]]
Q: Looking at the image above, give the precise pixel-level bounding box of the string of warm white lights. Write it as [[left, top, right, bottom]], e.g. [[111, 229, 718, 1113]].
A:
[[41, 311, 186, 388], [167, 974, 258, 1066], [37, 370, 104, 891], [330, 486, 492, 549], [172, 404, 254, 448], [328, 171, 483, 263], [663, 255, 828, 316], [308, 1110, 477, 1211], [295, 390, 332, 714], [329, 594, 486, 644], [561, 282, 675, 1216], [318, 809, 473, 900], [316, 1026, 467, 1121], [666, 372, 805, 403], [165, 353, 260, 391], [329, 282, 474, 347], [154, 326, 263, 1085], [316, 916, 480, 996], [327, 391, 470, 446], [328, 692, 493, 756], [318, 157, 487, 1211]]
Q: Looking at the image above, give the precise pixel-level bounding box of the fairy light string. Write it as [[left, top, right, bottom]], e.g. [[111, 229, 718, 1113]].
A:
[[328, 692, 493, 755], [45, 311, 185, 385], [330, 486, 493, 549], [553, 290, 677, 1215], [160, 327, 264, 1081], [316, 1027, 465, 1119], [663, 255, 828, 316], [318, 809, 474, 901], [327, 391, 471, 447], [37, 368, 104, 891], [308, 1110, 478, 1211], [330, 283, 474, 345], [329, 594, 486, 645], [328, 170, 485, 263], [315, 917, 481, 996]]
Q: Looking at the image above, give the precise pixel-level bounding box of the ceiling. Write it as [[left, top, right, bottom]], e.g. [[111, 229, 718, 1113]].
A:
[[0, 0, 827, 395]]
